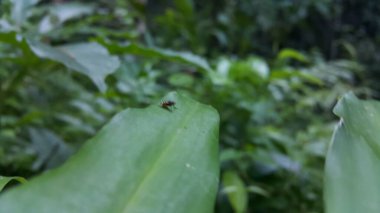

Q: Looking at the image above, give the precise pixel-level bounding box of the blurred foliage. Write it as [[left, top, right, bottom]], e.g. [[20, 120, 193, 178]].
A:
[[0, 0, 377, 212]]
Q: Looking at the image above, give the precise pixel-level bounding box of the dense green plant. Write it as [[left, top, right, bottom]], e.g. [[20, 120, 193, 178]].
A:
[[147, 0, 338, 56], [0, 0, 140, 175], [0, 0, 372, 212]]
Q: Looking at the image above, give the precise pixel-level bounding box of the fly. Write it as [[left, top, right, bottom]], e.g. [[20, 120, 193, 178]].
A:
[[160, 100, 176, 111]]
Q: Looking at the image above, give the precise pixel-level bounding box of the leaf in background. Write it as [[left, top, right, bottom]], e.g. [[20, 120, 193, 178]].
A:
[[55, 113, 96, 134], [168, 73, 194, 88], [250, 57, 270, 79], [103, 42, 212, 72], [174, 0, 194, 17], [0, 32, 33, 55], [0, 19, 16, 32], [28, 128, 74, 171], [222, 171, 247, 213], [246, 185, 270, 197], [27, 40, 120, 92], [0, 176, 26, 192], [229, 57, 269, 85], [0, 92, 220, 213], [97, 40, 227, 85], [277, 48, 309, 63], [39, 3, 95, 33], [270, 68, 323, 86], [10, 0, 40, 26], [325, 93, 380, 213]]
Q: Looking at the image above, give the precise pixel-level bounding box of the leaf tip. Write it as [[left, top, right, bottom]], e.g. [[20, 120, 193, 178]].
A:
[[333, 92, 358, 118]]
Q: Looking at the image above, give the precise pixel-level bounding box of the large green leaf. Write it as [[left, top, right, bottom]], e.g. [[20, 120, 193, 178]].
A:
[[27, 40, 120, 92], [0, 92, 220, 213], [325, 93, 380, 213]]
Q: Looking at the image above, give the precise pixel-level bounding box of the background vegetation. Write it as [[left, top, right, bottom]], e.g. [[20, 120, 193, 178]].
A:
[[0, 0, 378, 212]]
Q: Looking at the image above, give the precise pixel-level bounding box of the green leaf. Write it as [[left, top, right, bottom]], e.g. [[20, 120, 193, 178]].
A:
[[0, 176, 27, 192], [10, 0, 40, 26], [222, 171, 247, 213], [168, 73, 194, 88], [27, 40, 120, 92], [28, 128, 73, 170], [102, 41, 211, 72], [0, 32, 33, 56], [97, 40, 225, 85], [277, 48, 309, 63], [0, 92, 220, 213], [270, 69, 323, 86], [325, 93, 380, 213], [246, 185, 270, 197], [229, 57, 269, 85], [39, 3, 95, 33], [174, 0, 194, 17]]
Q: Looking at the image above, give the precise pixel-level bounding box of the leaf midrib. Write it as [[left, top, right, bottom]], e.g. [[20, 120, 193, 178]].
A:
[[121, 101, 200, 212]]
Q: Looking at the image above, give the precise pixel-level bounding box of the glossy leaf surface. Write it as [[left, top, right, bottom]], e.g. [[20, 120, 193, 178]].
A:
[[325, 93, 380, 213]]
